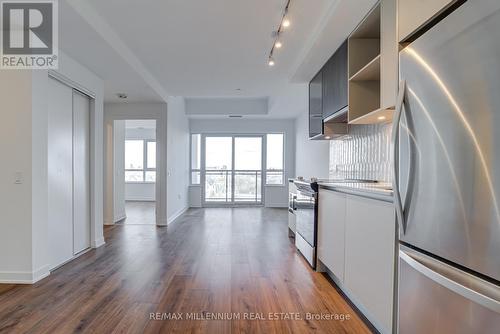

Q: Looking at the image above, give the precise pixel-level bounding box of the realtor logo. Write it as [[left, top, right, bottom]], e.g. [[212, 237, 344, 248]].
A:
[[1, 0, 58, 69]]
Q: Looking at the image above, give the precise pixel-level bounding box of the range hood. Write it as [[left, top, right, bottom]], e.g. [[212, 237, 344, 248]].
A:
[[310, 106, 349, 140]]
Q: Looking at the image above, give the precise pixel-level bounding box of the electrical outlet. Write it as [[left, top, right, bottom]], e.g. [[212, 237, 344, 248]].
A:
[[177, 194, 181, 200]]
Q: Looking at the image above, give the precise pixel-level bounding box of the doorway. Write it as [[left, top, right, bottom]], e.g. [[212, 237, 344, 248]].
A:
[[113, 120, 157, 225], [202, 135, 264, 206]]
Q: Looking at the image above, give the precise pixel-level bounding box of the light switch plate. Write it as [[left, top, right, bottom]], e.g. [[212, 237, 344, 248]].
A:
[[14, 172, 23, 184]]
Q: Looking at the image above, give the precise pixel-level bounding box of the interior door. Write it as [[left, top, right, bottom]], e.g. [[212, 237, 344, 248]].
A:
[[48, 78, 74, 269], [73, 90, 91, 254]]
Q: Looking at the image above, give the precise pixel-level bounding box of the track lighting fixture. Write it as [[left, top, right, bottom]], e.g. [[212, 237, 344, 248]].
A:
[[267, 0, 291, 67], [282, 15, 291, 28]]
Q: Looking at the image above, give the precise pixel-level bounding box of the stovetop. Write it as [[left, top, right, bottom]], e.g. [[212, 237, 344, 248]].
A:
[[293, 178, 379, 184]]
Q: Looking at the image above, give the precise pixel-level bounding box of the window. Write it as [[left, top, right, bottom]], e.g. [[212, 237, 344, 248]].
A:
[[189, 133, 285, 187], [190, 134, 201, 185], [125, 140, 156, 183], [266, 134, 284, 185]]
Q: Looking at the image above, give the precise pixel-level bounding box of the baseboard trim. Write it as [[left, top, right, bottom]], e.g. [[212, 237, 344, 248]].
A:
[[167, 207, 188, 226], [125, 199, 156, 202], [92, 237, 105, 248], [0, 265, 50, 284], [113, 213, 127, 223], [33, 265, 50, 283], [104, 219, 115, 226], [265, 203, 288, 208], [0, 272, 34, 284], [319, 261, 383, 334]]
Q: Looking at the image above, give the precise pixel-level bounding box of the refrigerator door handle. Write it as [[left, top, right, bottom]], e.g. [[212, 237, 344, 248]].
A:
[[400, 248, 500, 314], [392, 80, 406, 233]]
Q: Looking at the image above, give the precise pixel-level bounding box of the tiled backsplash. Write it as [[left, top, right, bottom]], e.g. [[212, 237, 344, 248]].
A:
[[329, 123, 393, 182]]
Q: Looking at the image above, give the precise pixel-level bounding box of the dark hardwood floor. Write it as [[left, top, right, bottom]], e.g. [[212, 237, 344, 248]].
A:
[[117, 201, 156, 225], [0, 208, 372, 334]]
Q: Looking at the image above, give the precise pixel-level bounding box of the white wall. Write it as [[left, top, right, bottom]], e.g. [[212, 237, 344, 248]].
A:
[[0, 51, 104, 283], [185, 97, 268, 116], [113, 120, 126, 221], [295, 111, 330, 180], [166, 97, 190, 223], [189, 118, 296, 207], [125, 184, 156, 201], [126, 127, 156, 139], [0, 71, 37, 283]]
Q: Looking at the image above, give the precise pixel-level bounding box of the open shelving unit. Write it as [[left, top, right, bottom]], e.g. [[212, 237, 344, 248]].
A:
[[348, 3, 395, 125], [350, 54, 380, 81]]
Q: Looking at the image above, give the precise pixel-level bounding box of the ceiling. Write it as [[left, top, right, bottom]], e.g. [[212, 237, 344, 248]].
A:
[[59, 1, 164, 103], [59, 0, 377, 117]]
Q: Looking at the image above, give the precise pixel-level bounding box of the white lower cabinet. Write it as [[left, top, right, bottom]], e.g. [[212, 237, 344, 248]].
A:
[[317, 189, 396, 334], [318, 189, 346, 282], [344, 195, 395, 334]]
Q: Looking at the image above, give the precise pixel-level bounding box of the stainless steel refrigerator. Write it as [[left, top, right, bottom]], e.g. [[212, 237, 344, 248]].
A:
[[394, 0, 500, 332]]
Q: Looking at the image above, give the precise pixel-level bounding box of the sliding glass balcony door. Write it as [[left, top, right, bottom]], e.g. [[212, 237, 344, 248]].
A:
[[203, 135, 263, 205], [234, 137, 262, 203], [204, 136, 233, 203]]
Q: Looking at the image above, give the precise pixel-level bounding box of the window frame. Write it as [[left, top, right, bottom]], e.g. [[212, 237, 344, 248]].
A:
[[190, 132, 286, 187], [265, 133, 285, 186], [190, 133, 201, 185], [125, 139, 157, 184]]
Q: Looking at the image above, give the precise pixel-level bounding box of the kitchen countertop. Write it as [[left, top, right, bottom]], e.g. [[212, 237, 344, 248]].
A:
[[317, 181, 394, 202]]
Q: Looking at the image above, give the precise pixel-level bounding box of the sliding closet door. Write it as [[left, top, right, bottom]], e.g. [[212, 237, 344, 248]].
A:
[[73, 91, 91, 254], [48, 78, 74, 269]]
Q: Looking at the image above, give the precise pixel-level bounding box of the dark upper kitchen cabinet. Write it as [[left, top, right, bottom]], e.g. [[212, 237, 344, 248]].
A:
[[309, 40, 349, 140], [309, 71, 323, 139], [322, 40, 348, 119]]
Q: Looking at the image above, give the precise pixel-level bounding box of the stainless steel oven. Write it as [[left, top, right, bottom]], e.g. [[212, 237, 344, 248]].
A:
[[293, 180, 318, 269], [288, 180, 297, 238]]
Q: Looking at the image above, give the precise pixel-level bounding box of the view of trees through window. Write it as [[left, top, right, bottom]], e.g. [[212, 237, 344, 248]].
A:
[[125, 140, 156, 182], [190, 133, 285, 203], [266, 134, 284, 185]]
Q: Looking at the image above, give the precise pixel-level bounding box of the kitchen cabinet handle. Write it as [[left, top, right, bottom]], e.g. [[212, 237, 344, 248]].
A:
[[392, 81, 406, 233], [400, 247, 500, 314]]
